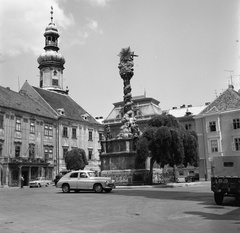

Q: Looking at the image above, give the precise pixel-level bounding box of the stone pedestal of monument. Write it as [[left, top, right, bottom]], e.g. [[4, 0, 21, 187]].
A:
[[100, 138, 149, 185]]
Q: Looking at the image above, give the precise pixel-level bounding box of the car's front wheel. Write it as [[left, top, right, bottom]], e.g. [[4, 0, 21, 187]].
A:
[[94, 184, 103, 193], [62, 184, 70, 193]]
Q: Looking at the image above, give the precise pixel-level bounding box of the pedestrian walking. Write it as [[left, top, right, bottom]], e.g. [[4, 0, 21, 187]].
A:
[[20, 176, 24, 188]]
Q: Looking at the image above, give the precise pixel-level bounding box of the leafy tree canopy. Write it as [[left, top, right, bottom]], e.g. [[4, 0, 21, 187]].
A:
[[65, 148, 88, 171], [136, 114, 198, 183]]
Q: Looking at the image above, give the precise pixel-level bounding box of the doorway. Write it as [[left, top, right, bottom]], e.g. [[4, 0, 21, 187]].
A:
[[22, 169, 29, 186]]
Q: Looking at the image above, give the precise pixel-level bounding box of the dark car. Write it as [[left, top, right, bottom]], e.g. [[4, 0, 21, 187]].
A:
[[54, 170, 70, 186], [185, 173, 199, 182]]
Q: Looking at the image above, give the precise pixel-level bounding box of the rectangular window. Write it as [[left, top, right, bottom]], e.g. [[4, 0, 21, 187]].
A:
[[72, 128, 77, 139], [88, 150, 93, 160], [44, 147, 53, 160], [0, 115, 3, 129], [44, 124, 53, 137], [52, 79, 58, 86], [15, 117, 21, 131], [15, 145, 21, 158], [63, 126, 68, 137], [0, 144, 2, 157], [234, 138, 240, 151], [30, 121, 35, 134], [29, 144, 35, 158], [63, 148, 68, 160], [233, 118, 240, 129], [89, 131, 93, 141], [99, 132, 103, 141], [209, 121, 216, 132], [210, 140, 218, 153]]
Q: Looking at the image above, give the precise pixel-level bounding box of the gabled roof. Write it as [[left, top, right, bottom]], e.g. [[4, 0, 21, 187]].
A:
[[0, 85, 56, 119], [199, 87, 240, 115], [32, 86, 100, 124]]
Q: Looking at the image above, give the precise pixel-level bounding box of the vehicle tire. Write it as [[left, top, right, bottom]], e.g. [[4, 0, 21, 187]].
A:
[[214, 192, 224, 205], [62, 184, 70, 193], [94, 184, 103, 193], [45, 183, 49, 187], [38, 183, 41, 188], [104, 189, 112, 193]]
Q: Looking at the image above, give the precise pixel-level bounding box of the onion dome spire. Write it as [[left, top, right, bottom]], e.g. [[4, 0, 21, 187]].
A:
[[37, 7, 68, 95]]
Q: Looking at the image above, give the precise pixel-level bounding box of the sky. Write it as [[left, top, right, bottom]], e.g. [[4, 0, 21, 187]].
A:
[[0, 0, 240, 119]]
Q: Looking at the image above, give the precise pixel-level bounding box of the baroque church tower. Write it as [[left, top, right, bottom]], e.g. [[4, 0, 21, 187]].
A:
[[37, 7, 68, 94]]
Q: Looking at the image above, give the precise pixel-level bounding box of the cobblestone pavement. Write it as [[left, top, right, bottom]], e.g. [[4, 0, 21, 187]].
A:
[[0, 182, 239, 233]]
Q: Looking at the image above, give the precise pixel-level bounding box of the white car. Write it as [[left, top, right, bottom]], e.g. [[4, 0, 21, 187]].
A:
[[29, 177, 52, 188], [56, 170, 115, 193]]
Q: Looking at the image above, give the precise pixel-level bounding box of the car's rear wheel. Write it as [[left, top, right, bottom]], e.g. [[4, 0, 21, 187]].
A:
[[62, 184, 70, 193], [38, 183, 41, 188], [104, 189, 112, 193], [94, 184, 103, 193]]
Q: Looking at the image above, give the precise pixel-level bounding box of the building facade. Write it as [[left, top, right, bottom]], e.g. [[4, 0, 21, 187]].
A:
[[195, 85, 240, 180], [0, 86, 57, 187]]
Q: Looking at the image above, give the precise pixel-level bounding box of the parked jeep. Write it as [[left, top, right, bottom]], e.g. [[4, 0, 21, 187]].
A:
[[211, 155, 240, 205]]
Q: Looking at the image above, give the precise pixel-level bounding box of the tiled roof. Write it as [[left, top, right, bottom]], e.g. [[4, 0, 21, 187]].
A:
[[33, 87, 99, 124], [199, 87, 240, 115], [0, 86, 56, 119], [104, 96, 162, 121]]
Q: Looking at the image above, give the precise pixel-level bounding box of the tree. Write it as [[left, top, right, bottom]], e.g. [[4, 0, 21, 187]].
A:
[[136, 114, 198, 184], [182, 130, 198, 167], [65, 148, 88, 171]]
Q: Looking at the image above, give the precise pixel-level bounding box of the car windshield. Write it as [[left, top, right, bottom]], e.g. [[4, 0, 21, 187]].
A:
[[87, 172, 97, 177], [35, 177, 41, 180]]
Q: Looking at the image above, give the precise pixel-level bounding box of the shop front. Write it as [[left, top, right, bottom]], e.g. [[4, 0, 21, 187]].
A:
[[7, 158, 53, 187]]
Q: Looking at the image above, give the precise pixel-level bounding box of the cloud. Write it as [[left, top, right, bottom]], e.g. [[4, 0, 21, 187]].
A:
[[0, 0, 74, 57], [86, 0, 113, 7], [87, 19, 103, 34]]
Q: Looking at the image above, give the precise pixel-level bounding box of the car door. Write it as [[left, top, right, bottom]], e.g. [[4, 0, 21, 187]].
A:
[[77, 172, 90, 189], [68, 172, 79, 189]]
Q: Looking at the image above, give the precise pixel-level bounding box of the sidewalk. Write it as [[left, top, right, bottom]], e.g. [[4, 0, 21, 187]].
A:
[[116, 181, 210, 189]]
